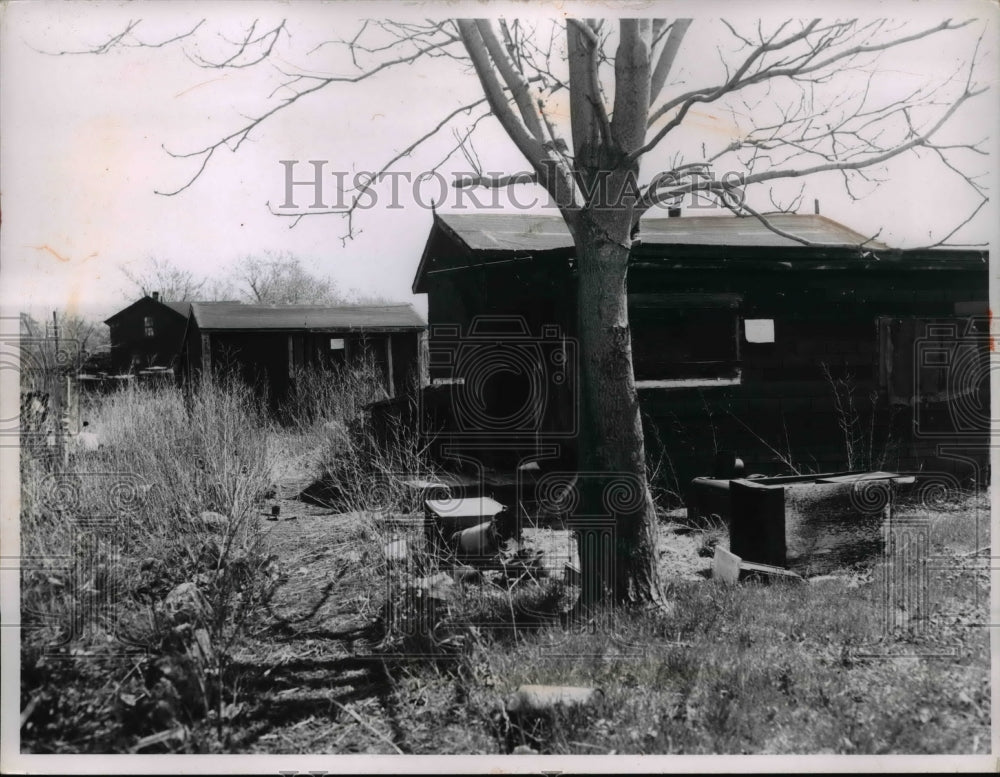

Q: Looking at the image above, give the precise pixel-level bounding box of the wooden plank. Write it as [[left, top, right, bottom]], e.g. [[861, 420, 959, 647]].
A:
[[627, 292, 742, 309], [201, 333, 211, 374], [729, 479, 787, 568], [386, 334, 395, 398], [815, 471, 914, 485], [739, 560, 805, 583]]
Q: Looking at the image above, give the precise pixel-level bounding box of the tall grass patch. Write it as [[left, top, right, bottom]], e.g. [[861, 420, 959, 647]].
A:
[[21, 376, 276, 752]]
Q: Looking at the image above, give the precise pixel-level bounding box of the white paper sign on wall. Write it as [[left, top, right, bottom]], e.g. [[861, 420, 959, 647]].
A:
[[744, 319, 775, 343]]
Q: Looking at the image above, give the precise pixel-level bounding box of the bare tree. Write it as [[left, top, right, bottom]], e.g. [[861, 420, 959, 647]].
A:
[[64, 14, 990, 606], [231, 252, 347, 305], [20, 311, 111, 391], [121, 253, 345, 306], [120, 257, 212, 302]]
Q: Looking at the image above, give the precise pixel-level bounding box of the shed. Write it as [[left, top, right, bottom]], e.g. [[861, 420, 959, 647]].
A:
[[104, 293, 194, 373], [412, 211, 989, 485], [180, 302, 426, 404]]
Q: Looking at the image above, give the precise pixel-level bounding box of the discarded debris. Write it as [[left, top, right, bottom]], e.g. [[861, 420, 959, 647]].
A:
[[691, 470, 914, 575], [409, 572, 455, 601], [163, 582, 209, 626], [424, 495, 505, 552], [383, 539, 409, 564], [74, 429, 101, 452], [713, 546, 804, 585], [505, 684, 603, 714], [503, 685, 604, 754], [192, 510, 228, 529], [128, 725, 188, 753], [739, 560, 805, 584], [451, 563, 482, 585], [20, 694, 40, 728], [451, 520, 500, 557]]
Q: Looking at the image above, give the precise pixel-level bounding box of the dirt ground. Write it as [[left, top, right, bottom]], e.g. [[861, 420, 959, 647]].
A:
[[220, 444, 986, 754], [218, 466, 717, 752]]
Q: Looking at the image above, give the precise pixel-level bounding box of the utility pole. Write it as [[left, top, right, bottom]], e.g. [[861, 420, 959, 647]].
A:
[[50, 311, 65, 467]]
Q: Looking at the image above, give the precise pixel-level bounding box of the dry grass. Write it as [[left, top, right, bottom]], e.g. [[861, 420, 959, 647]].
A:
[[221, 485, 989, 756], [20, 364, 990, 756], [21, 377, 277, 752]]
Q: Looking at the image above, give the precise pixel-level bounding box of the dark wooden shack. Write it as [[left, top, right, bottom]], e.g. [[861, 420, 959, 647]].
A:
[[179, 302, 426, 405], [104, 293, 192, 373], [412, 211, 989, 487]]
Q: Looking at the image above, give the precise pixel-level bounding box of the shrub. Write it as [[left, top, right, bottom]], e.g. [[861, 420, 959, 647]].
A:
[[20, 376, 276, 752]]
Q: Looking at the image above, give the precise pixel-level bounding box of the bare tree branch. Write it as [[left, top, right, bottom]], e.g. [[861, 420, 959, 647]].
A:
[[648, 18, 692, 105], [33, 19, 205, 55], [636, 18, 974, 162], [474, 20, 546, 141], [154, 31, 463, 196]]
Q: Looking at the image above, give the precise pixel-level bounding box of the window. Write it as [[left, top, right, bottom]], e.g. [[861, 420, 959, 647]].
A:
[[143, 316, 155, 338], [628, 293, 742, 388], [329, 338, 345, 350]]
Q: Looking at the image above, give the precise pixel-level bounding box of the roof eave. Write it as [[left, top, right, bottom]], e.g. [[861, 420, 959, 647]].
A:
[[196, 325, 425, 333]]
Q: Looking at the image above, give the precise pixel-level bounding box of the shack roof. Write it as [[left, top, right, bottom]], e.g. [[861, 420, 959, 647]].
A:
[[434, 212, 886, 253], [105, 297, 240, 325], [189, 302, 426, 332], [161, 300, 193, 317], [413, 211, 986, 293]]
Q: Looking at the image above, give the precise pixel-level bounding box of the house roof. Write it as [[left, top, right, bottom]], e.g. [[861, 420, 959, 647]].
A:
[[434, 212, 888, 253], [189, 302, 426, 331]]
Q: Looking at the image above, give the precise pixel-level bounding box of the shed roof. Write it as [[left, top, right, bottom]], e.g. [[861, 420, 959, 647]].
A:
[[189, 302, 426, 331], [435, 212, 887, 253]]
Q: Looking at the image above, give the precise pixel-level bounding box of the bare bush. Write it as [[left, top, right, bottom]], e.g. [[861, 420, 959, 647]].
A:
[[21, 376, 277, 751]]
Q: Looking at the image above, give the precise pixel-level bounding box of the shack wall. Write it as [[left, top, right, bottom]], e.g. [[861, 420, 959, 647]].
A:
[[420, 249, 988, 487]]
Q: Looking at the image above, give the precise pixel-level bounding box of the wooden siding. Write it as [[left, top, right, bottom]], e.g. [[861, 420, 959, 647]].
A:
[[106, 297, 188, 373], [418, 231, 989, 485]]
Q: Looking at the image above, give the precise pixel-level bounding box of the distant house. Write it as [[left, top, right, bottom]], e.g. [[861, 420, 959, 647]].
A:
[[179, 302, 426, 404], [412, 211, 989, 484], [104, 292, 194, 374]]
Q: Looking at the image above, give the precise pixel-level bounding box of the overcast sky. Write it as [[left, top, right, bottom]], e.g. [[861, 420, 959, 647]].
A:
[[1, 0, 996, 323]]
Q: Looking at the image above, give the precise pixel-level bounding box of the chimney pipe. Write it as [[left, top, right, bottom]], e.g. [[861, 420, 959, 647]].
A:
[[667, 206, 682, 218], [814, 199, 820, 215], [152, 291, 160, 302]]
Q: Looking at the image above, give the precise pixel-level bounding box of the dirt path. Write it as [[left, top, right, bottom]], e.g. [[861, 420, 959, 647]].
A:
[[227, 456, 717, 752]]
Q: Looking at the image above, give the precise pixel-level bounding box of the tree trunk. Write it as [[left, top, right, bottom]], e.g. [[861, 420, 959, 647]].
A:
[[573, 212, 664, 607]]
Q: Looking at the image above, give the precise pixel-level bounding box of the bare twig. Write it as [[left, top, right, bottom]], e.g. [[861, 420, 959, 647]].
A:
[[331, 699, 405, 754]]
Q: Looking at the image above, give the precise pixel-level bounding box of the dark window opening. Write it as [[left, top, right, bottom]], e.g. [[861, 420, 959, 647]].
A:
[[628, 293, 741, 386]]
